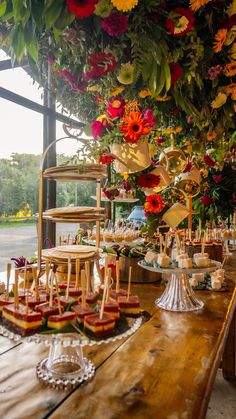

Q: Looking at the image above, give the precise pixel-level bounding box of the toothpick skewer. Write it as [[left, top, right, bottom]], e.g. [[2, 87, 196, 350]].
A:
[[106, 267, 112, 302], [6, 263, 11, 302], [49, 269, 55, 308], [201, 231, 206, 254], [127, 266, 132, 300], [95, 259, 103, 284], [32, 266, 39, 300], [99, 271, 109, 320], [85, 261, 91, 293], [14, 270, 19, 309], [164, 233, 168, 255], [116, 260, 120, 293], [66, 256, 72, 300], [159, 234, 163, 254], [54, 275, 62, 315], [45, 260, 50, 294], [23, 259, 27, 290], [81, 269, 86, 308], [75, 259, 80, 289]]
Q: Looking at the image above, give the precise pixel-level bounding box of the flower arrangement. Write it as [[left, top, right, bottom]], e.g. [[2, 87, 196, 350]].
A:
[[1, 0, 235, 144]]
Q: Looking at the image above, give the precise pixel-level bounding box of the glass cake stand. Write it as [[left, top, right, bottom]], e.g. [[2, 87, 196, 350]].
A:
[[138, 260, 221, 312], [0, 316, 142, 390]]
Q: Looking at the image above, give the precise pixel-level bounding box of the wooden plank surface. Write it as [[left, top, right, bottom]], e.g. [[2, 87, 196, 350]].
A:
[[50, 280, 236, 419], [0, 284, 157, 419], [0, 266, 235, 419], [0, 336, 21, 355]]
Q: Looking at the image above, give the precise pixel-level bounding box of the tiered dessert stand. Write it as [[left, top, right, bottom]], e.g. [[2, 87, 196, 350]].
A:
[[139, 261, 221, 312]]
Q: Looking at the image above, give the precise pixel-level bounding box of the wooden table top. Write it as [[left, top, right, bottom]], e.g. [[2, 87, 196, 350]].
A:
[[1, 265, 236, 419]]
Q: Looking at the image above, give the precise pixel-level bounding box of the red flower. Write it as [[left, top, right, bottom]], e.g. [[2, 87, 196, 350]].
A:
[[183, 161, 193, 173], [144, 194, 164, 214], [84, 52, 117, 81], [99, 153, 114, 164], [212, 174, 223, 183], [200, 195, 213, 206], [108, 98, 125, 119], [137, 173, 161, 188], [101, 13, 128, 37], [155, 137, 165, 144], [66, 0, 98, 19], [170, 62, 183, 85], [166, 8, 195, 37], [204, 155, 216, 167]]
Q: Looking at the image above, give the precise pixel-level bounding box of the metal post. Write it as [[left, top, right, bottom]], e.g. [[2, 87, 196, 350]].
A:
[[42, 61, 56, 247]]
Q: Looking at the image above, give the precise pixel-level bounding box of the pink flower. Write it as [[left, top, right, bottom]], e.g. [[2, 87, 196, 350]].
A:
[[108, 98, 125, 119], [204, 155, 216, 167], [208, 65, 223, 80], [213, 174, 223, 183], [144, 109, 156, 128], [155, 137, 165, 144], [201, 195, 213, 206], [101, 13, 128, 37], [122, 179, 132, 191], [91, 121, 104, 140]]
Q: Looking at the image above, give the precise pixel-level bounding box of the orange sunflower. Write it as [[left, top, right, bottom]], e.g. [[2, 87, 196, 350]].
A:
[[120, 111, 151, 143], [144, 194, 164, 214], [190, 0, 212, 12], [224, 61, 236, 77], [213, 28, 228, 53]]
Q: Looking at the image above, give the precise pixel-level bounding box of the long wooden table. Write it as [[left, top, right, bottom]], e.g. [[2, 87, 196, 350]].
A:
[[1, 266, 236, 419]]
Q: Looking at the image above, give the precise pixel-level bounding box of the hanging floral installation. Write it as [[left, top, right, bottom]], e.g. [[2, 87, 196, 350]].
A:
[[0, 0, 235, 223]]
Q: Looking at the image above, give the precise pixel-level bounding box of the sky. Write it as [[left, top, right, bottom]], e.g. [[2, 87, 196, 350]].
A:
[[0, 50, 81, 159]]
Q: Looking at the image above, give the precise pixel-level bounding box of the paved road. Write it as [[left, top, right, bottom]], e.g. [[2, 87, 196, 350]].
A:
[[0, 223, 78, 272]]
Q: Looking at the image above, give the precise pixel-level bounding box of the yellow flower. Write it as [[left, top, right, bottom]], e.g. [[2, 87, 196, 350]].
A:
[[163, 126, 183, 134], [139, 89, 151, 98], [111, 86, 125, 96], [86, 85, 100, 92], [211, 92, 228, 109], [111, 0, 138, 12], [190, 0, 212, 12], [230, 42, 236, 60], [213, 28, 228, 53], [227, 0, 236, 17], [225, 26, 236, 46], [94, 0, 113, 17], [156, 95, 172, 101], [224, 61, 236, 77], [117, 63, 134, 85], [206, 131, 217, 141]]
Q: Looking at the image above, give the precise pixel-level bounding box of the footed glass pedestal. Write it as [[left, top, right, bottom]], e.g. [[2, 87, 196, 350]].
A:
[[138, 261, 221, 312], [36, 337, 95, 389]]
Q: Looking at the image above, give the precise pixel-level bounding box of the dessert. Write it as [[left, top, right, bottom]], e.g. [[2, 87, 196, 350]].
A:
[[178, 258, 193, 268], [194, 255, 211, 268], [157, 253, 170, 268], [71, 304, 96, 324], [47, 311, 77, 329], [110, 288, 128, 300], [26, 295, 47, 308], [84, 292, 99, 306], [84, 313, 116, 336], [97, 299, 120, 319], [144, 251, 158, 264], [0, 295, 15, 315], [2, 303, 42, 336], [54, 295, 77, 308], [35, 302, 63, 319], [117, 295, 140, 315]]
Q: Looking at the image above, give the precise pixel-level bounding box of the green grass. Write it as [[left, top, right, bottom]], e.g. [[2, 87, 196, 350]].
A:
[[0, 220, 36, 228]]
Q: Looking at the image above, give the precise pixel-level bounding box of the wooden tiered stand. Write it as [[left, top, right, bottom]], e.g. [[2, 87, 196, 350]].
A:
[[37, 135, 106, 272]]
